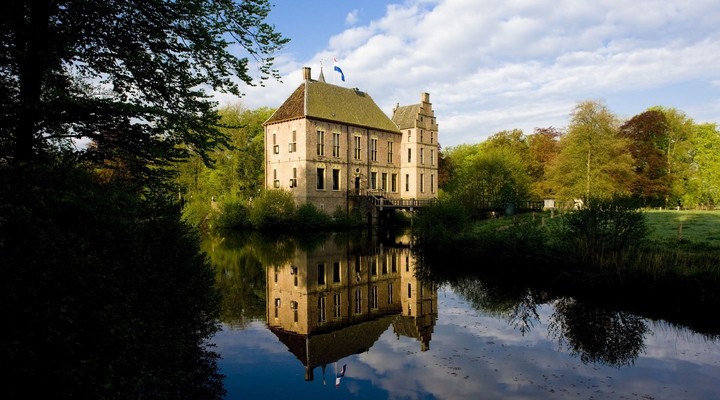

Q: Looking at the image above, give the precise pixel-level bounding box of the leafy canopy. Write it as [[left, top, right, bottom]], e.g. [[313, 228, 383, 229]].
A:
[[1, 0, 288, 174]]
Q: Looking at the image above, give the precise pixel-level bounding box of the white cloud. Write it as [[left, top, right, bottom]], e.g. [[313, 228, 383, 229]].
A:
[[345, 9, 359, 25], [224, 0, 720, 146]]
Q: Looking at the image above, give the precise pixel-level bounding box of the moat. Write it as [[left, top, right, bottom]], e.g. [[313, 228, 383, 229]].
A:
[[205, 230, 720, 399]]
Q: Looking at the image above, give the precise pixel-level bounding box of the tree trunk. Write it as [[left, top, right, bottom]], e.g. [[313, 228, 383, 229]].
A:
[[11, 1, 51, 164]]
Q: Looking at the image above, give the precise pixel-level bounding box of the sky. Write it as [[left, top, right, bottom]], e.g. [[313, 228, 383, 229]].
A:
[[217, 0, 720, 147]]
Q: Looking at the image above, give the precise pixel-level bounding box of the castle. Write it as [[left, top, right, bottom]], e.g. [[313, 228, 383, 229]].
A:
[[263, 67, 439, 216]]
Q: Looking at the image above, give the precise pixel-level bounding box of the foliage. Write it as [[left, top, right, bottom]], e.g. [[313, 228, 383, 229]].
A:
[[296, 202, 332, 228], [413, 198, 470, 249], [548, 100, 634, 202], [553, 198, 648, 260], [212, 197, 251, 229], [650, 106, 696, 207], [618, 110, 671, 207], [248, 188, 296, 229], [445, 145, 531, 219], [177, 106, 272, 228], [527, 127, 562, 198], [684, 123, 720, 207], [0, 163, 224, 399], [1, 0, 287, 173]]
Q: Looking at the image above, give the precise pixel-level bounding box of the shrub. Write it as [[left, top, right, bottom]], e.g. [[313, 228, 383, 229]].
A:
[[213, 197, 250, 228], [248, 188, 296, 229], [296, 202, 332, 228], [554, 198, 648, 258], [413, 198, 470, 246]]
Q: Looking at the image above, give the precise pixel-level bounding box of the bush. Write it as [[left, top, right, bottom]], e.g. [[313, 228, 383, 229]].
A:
[[554, 198, 648, 258], [296, 202, 332, 228], [413, 199, 470, 247], [213, 197, 250, 228], [248, 188, 296, 229]]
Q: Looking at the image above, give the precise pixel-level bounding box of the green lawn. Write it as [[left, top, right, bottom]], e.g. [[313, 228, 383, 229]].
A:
[[472, 209, 720, 247], [644, 210, 720, 246]]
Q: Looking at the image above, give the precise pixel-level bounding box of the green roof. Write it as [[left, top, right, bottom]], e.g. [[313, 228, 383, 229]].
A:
[[265, 80, 401, 134]]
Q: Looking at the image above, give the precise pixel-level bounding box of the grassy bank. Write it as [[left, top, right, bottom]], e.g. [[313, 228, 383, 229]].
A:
[[414, 205, 720, 304]]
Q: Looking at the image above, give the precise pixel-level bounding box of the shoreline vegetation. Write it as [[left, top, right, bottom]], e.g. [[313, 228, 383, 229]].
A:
[[412, 201, 720, 334]]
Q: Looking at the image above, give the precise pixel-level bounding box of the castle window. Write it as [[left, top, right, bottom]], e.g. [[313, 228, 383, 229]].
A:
[[332, 132, 340, 157], [391, 174, 397, 192], [273, 133, 279, 154], [388, 283, 393, 304], [370, 138, 377, 161], [431, 174, 435, 193], [290, 167, 297, 188], [273, 169, 279, 188], [405, 174, 409, 192], [289, 130, 296, 153], [387, 141, 393, 163], [317, 263, 326, 285], [420, 148, 425, 165], [332, 169, 340, 191], [370, 171, 377, 190], [407, 148, 412, 163], [381, 173, 387, 191], [431, 149, 435, 166], [420, 130, 424, 142], [316, 130, 325, 156], [354, 135, 361, 160], [408, 131, 411, 142], [420, 173, 425, 193], [430, 131, 434, 144], [316, 168, 325, 190]]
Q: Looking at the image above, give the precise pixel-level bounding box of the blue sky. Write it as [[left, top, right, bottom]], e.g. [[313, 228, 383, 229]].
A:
[[217, 0, 720, 147]]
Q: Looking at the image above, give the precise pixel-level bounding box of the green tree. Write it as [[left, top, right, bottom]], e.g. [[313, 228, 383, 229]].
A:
[[177, 106, 272, 228], [649, 107, 695, 208], [1, 0, 288, 172], [527, 127, 562, 199], [548, 100, 634, 202], [685, 123, 720, 207], [446, 145, 531, 218]]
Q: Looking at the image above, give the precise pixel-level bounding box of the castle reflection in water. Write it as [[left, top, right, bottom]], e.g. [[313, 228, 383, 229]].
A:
[[265, 233, 437, 381]]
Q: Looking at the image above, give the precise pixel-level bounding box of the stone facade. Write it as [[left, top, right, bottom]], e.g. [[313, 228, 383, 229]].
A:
[[263, 67, 439, 215]]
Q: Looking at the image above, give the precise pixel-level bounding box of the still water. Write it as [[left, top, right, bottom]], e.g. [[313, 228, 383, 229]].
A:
[[205, 230, 720, 399]]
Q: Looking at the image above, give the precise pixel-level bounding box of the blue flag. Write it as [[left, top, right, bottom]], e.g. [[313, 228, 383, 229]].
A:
[[333, 57, 345, 82]]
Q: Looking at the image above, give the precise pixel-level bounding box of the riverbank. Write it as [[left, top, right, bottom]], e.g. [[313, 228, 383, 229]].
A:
[[412, 207, 720, 334]]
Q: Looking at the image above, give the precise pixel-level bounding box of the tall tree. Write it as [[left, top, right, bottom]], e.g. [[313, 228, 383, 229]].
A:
[[527, 127, 561, 199], [685, 123, 720, 208], [618, 110, 671, 206], [548, 100, 633, 202], [1, 0, 288, 172], [446, 145, 530, 218], [649, 107, 695, 207]]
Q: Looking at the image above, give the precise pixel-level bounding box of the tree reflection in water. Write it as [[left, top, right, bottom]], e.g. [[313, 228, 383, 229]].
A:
[[549, 298, 648, 367]]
